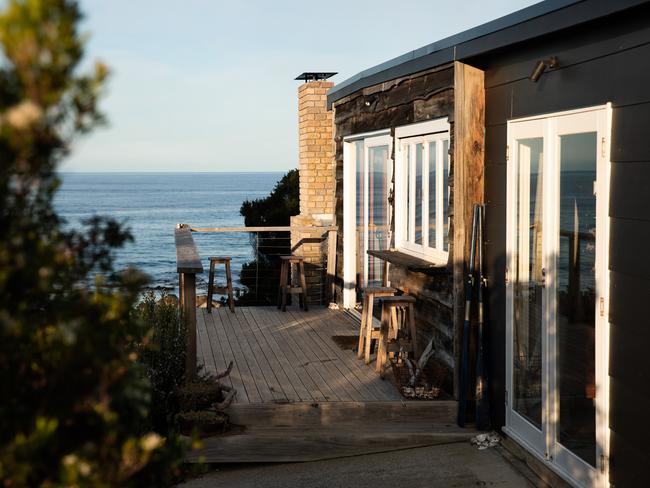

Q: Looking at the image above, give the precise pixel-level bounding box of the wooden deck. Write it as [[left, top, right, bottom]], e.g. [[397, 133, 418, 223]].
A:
[[196, 305, 403, 404], [192, 305, 470, 463]]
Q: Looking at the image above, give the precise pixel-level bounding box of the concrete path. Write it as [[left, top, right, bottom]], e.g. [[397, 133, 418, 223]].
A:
[[181, 441, 535, 487]]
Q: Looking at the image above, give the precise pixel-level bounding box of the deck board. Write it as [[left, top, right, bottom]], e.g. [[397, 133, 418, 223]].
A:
[[218, 308, 261, 403], [196, 306, 404, 404], [253, 306, 329, 402], [246, 306, 312, 402]]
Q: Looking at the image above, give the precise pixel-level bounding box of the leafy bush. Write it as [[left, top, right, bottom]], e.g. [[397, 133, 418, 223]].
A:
[[137, 292, 186, 435], [0, 1, 186, 486], [176, 381, 225, 413]]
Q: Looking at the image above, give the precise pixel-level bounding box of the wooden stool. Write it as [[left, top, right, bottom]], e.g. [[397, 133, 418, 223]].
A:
[[357, 286, 397, 364], [375, 295, 418, 375], [207, 257, 235, 313], [277, 255, 308, 312]]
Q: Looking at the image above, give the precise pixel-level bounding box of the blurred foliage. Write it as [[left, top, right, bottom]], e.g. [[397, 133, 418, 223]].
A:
[[0, 1, 185, 486], [237, 170, 299, 304], [137, 292, 186, 436]]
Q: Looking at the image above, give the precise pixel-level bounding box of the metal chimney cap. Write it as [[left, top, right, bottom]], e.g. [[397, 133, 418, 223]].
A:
[[295, 72, 337, 82]]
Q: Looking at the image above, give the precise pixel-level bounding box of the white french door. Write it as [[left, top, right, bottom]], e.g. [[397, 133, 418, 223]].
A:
[[505, 105, 611, 487], [343, 132, 392, 308]]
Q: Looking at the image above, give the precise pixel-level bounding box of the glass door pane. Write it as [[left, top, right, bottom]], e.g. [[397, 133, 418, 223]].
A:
[[556, 132, 598, 467], [443, 139, 450, 251], [513, 137, 545, 429], [428, 141, 437, 248], [355, 141, 365, 300], [414, 143, 423, 244], [367, 144, 389, 286]]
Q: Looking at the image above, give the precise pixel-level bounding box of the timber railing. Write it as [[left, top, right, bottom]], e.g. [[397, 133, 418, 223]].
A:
[[175, 223, 338, 378]]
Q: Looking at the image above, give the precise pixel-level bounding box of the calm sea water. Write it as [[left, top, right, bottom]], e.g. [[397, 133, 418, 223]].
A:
[[55, 172, 283, 294]]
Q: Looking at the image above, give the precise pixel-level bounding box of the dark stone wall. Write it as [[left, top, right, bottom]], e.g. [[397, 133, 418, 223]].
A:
[[331, 64, 457, 388]]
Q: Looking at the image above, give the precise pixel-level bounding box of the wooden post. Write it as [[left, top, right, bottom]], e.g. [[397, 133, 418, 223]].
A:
[[182, 272, 197, 380], [452, 62, 485, 401], [326, 228, 338, 303], [175, 225, 203, 381]]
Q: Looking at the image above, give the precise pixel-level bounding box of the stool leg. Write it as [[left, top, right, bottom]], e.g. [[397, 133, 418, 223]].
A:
[[376, 305, 388, 375], [299, 260, 308, 311], [357, 293, 368, 359], [281, 262, 289, 312], [364, 297, 375, 364], [225, 260, 235, 313], [277, 261, 286, 309], [407, 303, 417, 355], [207, 259, 215, 313]]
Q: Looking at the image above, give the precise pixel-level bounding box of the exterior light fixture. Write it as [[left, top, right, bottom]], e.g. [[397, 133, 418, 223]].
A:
[[529, 56, 559, 82]]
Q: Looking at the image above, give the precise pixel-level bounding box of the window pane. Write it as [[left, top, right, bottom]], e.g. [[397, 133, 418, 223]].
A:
[[557, 132, 597, 467], [415, 143, 423, 244], [443, 139, 450, 251], [513, 137, 544, 428], [428, 141, 437, 248], [405, 145, 411, 242], [368, 145, 389, 286], [355, 141, 365, 294]]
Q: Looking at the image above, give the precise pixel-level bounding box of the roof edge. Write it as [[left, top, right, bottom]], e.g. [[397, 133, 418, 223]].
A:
[[328, 0, 647, 107]]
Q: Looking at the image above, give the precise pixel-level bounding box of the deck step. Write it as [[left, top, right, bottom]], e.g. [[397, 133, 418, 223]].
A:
[[187, 400, 473, 463], [227, 400, 458, 429]]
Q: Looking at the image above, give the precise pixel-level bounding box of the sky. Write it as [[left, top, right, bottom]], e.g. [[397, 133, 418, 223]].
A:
[[62, 0, 539, 173]]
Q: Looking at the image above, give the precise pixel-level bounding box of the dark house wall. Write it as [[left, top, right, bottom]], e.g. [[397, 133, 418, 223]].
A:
[[331, 65, 457, 388], [471, 4, 650, 486]]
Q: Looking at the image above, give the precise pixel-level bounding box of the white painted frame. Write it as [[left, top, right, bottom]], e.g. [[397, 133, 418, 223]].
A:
[[395, 118, 450, 263], [342, 129, 391, 309], [504, 104, 612, 488]]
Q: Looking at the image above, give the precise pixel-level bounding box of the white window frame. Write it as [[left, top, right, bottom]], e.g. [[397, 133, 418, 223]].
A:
[[395, 118, 450, 263]]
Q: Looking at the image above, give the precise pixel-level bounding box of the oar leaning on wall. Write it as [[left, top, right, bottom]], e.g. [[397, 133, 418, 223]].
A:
[[457, 204, 489, 429]]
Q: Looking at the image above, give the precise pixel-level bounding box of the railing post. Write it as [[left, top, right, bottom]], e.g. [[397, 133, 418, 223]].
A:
[[175, 224, 203, 382], [326, 228, 338, 303], [182, 272, 197, 380]]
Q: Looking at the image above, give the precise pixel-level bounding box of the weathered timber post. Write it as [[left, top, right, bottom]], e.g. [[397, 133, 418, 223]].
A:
[[175, 224, 204, 380], [452, 62, 485, 401]]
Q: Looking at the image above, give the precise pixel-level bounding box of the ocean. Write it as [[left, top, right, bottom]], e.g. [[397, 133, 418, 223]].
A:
[[55, 172, 284, 295]]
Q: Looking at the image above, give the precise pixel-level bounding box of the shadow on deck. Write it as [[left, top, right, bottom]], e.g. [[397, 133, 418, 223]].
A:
[[191, 306, 472, 463]]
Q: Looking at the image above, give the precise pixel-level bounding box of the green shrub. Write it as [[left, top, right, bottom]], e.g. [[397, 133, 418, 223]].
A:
[[176, 380, 225, 413], [137, 292, 186, 435], [0, 1, 186, 485]]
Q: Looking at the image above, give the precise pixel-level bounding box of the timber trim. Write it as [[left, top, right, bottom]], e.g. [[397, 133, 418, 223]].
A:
[[452, 62, 485, 400]]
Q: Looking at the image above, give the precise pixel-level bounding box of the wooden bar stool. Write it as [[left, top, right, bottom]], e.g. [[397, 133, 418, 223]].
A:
[[357, 286, 397, 364], [207, 257, 235, 313], [277, 255, 308, 312], [375, 295, 418, 375]]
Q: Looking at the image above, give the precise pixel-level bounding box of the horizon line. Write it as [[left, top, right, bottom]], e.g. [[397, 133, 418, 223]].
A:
[[58, 170, 291, 174]]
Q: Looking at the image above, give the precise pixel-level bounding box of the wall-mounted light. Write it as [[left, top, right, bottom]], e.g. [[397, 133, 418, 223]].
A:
[[529, 56, 559, 82]]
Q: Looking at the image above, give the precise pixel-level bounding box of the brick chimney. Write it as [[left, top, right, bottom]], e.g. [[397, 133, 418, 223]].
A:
[[290, 73, 336, 304]]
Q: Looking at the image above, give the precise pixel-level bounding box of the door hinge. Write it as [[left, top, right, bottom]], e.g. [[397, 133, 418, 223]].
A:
[[505, 267, 509, 284], [504, 390, 508, 406], [600, 453, 608, 474], [600, 297, 605, 317], [601, 137, 606, 158], [506, 145, 510, 162]]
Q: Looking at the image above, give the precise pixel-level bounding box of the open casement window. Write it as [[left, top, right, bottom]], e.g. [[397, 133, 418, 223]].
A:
[[395, 119, 451, 263], [342, 130, 392, 308]]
